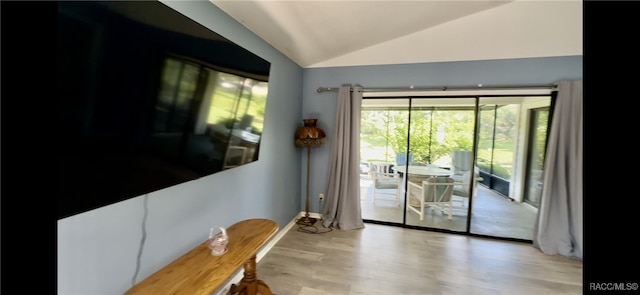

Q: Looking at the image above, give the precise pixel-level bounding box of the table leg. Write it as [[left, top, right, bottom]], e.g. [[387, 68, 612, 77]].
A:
[[229, 255, 275, 295]]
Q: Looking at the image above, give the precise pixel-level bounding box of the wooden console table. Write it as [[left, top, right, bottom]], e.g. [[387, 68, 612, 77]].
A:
[[125, 218, 279, 295]]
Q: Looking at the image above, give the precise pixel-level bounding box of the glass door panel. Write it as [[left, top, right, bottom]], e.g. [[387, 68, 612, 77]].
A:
[[470, 96, 549, 241], [360, 98, 410, 224], [523, 107, 549, 208], [474, 100, 527, 239], [404, 97, 477, 232]]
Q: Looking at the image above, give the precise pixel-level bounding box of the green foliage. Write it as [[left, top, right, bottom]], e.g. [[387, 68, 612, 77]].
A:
[[361, 109, 475, 165], [491, 164, 511, 179], [361, 103, 519, 179]]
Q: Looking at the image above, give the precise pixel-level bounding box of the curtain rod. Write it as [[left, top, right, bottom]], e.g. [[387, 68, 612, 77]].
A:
[[316, 84, 558, 93]]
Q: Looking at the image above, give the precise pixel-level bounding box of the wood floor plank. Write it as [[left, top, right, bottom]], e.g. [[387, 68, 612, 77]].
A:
[[251, 223, 582, 295]]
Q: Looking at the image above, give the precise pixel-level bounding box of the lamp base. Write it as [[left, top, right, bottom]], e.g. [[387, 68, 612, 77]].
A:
[[296, 216, 317, 226]]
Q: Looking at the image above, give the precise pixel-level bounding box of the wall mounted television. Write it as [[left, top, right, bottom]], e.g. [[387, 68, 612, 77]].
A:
[[57, 1, 271, 220]]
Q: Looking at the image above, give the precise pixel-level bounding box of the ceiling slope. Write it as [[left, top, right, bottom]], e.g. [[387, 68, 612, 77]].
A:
[[210, 0, 582, 68]]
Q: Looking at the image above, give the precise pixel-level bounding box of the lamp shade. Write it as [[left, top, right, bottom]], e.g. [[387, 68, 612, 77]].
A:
[[295, 119, 326, 148]]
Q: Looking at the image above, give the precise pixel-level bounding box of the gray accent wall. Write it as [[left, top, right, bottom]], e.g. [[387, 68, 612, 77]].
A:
[[57, 1, 304, 294], [57, 1, 582, 293]]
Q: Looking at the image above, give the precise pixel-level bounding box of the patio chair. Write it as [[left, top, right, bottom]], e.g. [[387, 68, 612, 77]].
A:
[[369, 162, 401, 205], [450, 150, 481, 206], [451, 150, 473, 176], [406, 177, 455, 220], [452, 168, 483, 209]]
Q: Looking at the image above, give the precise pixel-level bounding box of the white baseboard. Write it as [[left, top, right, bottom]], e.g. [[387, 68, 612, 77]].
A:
[[214, 212, 319, 295]]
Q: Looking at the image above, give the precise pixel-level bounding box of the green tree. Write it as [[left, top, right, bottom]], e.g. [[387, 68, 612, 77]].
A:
[[361, 108, 475, 165]]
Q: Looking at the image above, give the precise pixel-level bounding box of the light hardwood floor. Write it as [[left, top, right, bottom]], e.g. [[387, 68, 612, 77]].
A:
[[254, 223, 583, 295]]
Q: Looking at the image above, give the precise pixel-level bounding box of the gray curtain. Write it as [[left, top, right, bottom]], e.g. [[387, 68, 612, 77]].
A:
[[322, 85, 365, 230], [533, 80, 583, 260]]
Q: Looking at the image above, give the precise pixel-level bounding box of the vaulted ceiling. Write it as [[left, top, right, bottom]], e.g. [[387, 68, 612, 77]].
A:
[[210, 0, 582, 68]]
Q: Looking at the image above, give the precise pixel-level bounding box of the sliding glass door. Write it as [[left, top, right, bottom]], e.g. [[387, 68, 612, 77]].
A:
[[360, 95, 551, 241], [360, 97, 478, 232]]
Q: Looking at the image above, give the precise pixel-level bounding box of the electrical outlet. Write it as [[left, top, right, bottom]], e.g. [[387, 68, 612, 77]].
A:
[[319, 193, 325, 200]]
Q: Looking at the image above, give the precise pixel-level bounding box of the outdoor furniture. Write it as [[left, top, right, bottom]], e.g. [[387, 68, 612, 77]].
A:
[[395, 152, 414, 166], [452, 170, 483, 209], [369, 162, 401, 205], [393, 165, 452, 184], [406, 177, 456, 220]]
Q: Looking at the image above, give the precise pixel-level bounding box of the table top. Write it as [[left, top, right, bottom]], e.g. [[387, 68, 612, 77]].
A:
[[393, 165, 452, 177], [125, 218, 278, 295]]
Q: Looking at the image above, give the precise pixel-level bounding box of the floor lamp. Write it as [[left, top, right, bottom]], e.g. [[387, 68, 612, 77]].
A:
[[294, 119, 326, 226]]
